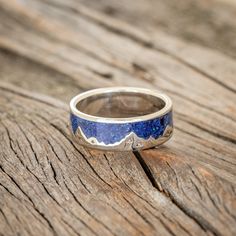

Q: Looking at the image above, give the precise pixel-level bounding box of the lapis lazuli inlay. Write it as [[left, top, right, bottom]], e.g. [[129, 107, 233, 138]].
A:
[[70, 112, 173, 145]]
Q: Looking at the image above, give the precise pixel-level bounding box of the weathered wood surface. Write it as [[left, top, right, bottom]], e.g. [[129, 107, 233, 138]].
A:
[[79, 0, 236, 59], [0, 0, 236, 235]]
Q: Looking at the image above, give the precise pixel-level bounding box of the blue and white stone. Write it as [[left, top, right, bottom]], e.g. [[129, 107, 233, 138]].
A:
[[70, 111, 173, 150]]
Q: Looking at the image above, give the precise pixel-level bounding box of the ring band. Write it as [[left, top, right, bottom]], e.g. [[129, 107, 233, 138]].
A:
[[70, 87, 173, 151]]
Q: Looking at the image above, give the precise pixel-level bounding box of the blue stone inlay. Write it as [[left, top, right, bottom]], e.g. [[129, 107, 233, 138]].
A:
[[70, 112, 173, 145]]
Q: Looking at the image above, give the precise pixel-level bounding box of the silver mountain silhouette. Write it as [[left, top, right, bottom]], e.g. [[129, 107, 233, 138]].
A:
[[74, 125, 173, 151]]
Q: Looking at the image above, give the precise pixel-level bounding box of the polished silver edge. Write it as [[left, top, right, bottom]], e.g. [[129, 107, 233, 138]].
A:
[[70, 87, 172, 123]]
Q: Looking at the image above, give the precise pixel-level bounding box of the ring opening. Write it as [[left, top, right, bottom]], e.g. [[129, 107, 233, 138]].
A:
[[76, 92, 165, 118]]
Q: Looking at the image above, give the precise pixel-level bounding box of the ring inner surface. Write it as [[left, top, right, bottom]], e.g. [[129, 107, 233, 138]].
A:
[[76, 92, 165, 118]]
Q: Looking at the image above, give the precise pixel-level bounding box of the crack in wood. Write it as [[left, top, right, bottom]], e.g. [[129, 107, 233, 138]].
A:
[[0, 165, 57, 235], [133, 151, 223, 236], [133, 151, 159, 189], [0, 3, 235, 230]]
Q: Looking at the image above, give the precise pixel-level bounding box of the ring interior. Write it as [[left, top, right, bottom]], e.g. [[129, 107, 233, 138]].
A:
[[76, 92, 166, 118]]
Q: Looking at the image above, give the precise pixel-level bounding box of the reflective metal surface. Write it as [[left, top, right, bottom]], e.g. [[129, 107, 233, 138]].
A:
[[70, 87, 173, 151]]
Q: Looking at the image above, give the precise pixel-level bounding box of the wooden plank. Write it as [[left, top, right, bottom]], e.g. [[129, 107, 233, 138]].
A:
[[0, 0, 235, 235], [77, 0, 236, 59], [139, 149, 236, 235], [0, 0, 235, 180], [0, 83, 213, 236], [0, 49, 83, 102]]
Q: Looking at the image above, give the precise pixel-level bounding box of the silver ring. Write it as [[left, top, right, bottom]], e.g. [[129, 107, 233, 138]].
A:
[[70, 87, 173, 151]]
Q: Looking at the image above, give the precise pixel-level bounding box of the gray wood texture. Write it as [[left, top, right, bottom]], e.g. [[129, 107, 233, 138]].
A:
[[0, 0, 236, 235]]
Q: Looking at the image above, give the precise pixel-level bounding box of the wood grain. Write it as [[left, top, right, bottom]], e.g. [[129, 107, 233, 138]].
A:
[[0, 0, 235, 235], [78, 0, 236, 59]]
